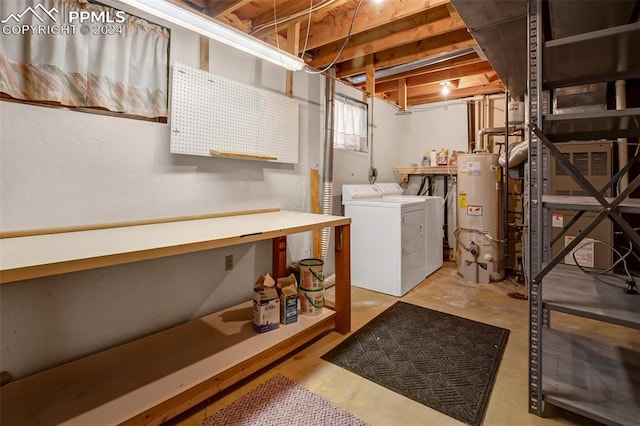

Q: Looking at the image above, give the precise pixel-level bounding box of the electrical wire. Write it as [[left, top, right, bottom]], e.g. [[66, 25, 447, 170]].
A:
[[616, 142, 639, 196], [570, 237, 640, 289], [304, 0, 365, 75], [299, 0, 314, 58], [273, 0, 282, 59], [253, 0, 338, 34]]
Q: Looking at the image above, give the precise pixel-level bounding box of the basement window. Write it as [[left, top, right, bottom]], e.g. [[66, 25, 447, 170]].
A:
[[334, 93, 368, 153]]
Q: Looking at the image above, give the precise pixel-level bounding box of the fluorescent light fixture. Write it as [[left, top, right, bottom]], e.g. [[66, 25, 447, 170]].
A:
[[117, 0, 306, 71]]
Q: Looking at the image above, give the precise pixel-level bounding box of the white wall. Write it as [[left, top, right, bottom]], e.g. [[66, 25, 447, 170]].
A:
[[398, 99, 469, 166], [0, 5, 325, 379]]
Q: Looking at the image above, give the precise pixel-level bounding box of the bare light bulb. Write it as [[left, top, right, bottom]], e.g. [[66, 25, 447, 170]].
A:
[[441, 84, 450, 95]]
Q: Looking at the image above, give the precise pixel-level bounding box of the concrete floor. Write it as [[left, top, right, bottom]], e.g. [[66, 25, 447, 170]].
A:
[[170, 263, 639, 426]]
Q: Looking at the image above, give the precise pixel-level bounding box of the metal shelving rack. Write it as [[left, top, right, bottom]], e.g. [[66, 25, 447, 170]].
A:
[[527, 1, 640, 425]]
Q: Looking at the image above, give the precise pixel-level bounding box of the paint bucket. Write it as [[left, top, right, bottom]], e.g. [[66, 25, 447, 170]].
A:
[[298, 258, 324, 290], [299, 287, 324, 315]]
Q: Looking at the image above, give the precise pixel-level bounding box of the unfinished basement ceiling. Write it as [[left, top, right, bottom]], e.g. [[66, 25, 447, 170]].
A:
[[174, 0, 507, 109]]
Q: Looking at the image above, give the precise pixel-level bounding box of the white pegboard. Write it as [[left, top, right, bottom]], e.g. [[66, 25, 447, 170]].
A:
[[170, 62, 299, 163]]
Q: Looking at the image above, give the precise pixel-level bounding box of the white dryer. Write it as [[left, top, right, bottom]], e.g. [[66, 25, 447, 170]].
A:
[[342, 185, 426, 297], [373, 183, 444, 277]]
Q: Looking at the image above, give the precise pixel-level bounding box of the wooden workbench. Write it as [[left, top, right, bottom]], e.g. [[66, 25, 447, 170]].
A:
[[0, 209, 351, 425]]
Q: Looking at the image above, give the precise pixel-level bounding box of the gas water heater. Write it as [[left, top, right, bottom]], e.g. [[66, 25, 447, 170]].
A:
[[456, 153, 505, 283]]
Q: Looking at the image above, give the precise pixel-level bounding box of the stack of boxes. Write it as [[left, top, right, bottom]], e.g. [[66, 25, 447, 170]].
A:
[[252, 273, 298, 333]]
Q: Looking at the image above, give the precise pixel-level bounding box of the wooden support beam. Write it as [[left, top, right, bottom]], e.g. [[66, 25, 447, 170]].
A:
[[285, 21, 301, 98], [375, 61, 494, 93], [208, 0, 253, 18], [307, 7, 466, 68], [294, 0, 449, 51], [364, 57, 375, 102], [398, 78, 408, 112], [336, 29, 475, 78]]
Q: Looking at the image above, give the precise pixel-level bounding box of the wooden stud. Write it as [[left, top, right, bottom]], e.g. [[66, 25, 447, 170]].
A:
[[364, 56, 375, 102], [285, 21, 301, 98], [398, 78, 408, 112], [199, 36, 209, 72]]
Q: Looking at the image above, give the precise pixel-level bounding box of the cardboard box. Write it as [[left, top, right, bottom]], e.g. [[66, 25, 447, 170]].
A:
[[253, 286, 280, 333], [280, 286, 298, 325]]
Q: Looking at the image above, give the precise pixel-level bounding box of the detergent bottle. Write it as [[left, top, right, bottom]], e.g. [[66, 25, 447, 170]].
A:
[[421, 150, 430, 167], [437, 147, 449, 166]]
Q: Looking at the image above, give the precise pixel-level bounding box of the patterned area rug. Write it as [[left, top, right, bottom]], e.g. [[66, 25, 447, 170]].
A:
[[322, 302, 509, 426], [200, 374, 369, 426]]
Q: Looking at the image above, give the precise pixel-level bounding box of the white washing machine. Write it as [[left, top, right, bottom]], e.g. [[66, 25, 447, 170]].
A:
[[373, 183, 444, 277], [342, 185, 426, 297]]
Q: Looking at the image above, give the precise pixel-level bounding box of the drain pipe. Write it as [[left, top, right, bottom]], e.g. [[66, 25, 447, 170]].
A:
[[320, 72, 335, 261], [616, 80, 629, 191]]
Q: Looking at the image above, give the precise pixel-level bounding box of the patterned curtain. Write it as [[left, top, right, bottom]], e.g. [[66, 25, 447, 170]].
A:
[[0, 0, 169, 118]]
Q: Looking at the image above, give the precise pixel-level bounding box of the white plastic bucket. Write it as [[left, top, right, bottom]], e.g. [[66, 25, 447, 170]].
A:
[[298, 258, 324, 290], [299, 287, 324, 315]]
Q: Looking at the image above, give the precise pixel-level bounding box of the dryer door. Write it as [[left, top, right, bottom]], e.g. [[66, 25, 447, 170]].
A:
[[402, 208, 425, 255]]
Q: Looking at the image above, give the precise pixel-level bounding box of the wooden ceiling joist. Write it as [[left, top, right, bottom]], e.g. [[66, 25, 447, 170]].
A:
[[407, 81, 504, 105], [374, 53, 481, 83], [207, 0, 253, 18], [297, 0, 450, 52], [375, 61, 494, 93], [176, 0, 506, 108], [307, 6, 466, 68], [335, 29, 476, 78]]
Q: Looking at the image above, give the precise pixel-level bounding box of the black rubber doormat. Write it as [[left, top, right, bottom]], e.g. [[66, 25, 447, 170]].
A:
[[322, 301, 509, 426]]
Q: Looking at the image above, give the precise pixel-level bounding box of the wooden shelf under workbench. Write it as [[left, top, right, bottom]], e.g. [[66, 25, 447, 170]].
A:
[[0, 209, 352, 425]]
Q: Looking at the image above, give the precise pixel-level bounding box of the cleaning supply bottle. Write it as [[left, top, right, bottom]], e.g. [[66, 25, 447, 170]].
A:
[[430, 150, 438, 167], [421, 150, 430, 167], [437, 147, 449, 166]]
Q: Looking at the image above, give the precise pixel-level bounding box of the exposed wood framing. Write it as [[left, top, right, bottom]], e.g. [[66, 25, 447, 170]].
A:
[[336, 29, 476, 77], [375, 61, 494, 93], [307, 6, 465, 68], [173, 0, 506, 108], [199, 36, 209, 71], [398, 78, 408, 112], [364, 57, 375, 102], [285, 21, 301, 98]]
